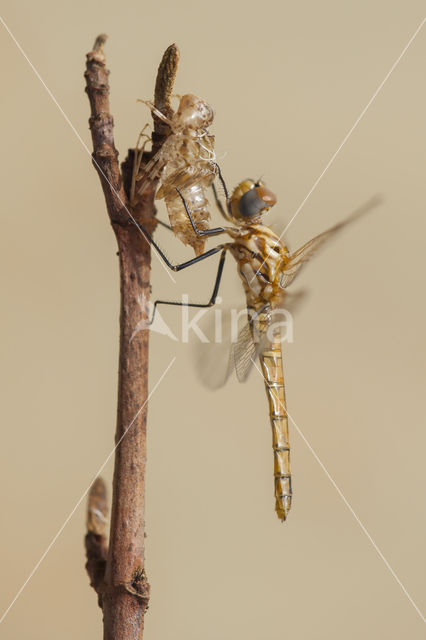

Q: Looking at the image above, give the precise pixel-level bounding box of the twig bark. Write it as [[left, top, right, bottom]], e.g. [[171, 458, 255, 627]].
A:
[[84, 35, 179, 640]]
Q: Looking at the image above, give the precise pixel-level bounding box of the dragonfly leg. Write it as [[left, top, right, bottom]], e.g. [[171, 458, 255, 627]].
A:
[[156, 218, 173, 232], [211, 181, 229, 220], [137, 99, 174, 127], [130, 219, 225, 272], [149, 248, 227, 325], [213, 162, 230, 201], [212, 162, 232, 218], [175, 188, 226, 237]]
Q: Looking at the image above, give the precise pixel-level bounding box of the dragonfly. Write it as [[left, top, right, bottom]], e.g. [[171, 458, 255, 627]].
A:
[[131, 93, 217, 256], [134, 168, 378, 521]]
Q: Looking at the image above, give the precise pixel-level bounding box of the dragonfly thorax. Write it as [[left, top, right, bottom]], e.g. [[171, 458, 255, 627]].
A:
[[227, 224, 289, 307]]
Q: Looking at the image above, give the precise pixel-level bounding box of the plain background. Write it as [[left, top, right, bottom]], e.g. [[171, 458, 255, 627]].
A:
[[0, 1, 425, 638]]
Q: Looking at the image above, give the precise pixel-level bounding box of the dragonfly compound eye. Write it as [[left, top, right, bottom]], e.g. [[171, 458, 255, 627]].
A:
[[238, 185, 277, 218]]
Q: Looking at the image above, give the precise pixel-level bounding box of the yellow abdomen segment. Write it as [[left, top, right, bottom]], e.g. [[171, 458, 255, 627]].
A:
[[259, 335, 292, 521]]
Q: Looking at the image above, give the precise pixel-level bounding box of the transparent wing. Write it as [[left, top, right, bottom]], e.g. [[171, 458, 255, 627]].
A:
[[280, 196, 381, 289], [228, 308, 274, 383], [229, 290, 308, 383], [192, 308, 267, 388], [193, 293, 305, 388], [229, 321, 263, 383]]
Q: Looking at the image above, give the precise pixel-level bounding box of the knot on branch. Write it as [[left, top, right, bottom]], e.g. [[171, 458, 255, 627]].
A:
[[123, 582, 150, 606], [85, 78, 110, 97], [89, 114, 115, 147], [130, 566, 150, 599], [118, 568, 151, 612]]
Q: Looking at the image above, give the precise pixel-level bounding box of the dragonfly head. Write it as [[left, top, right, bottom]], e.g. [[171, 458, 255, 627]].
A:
[[175, 94, 214, 130], [229, 179, 277, 222]]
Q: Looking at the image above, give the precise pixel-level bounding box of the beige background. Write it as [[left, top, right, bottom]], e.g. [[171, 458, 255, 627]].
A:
[[0, 1, 425, 638]]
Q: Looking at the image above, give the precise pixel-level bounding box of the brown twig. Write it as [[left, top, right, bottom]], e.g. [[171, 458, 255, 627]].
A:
[[84, 36, 179, 640], [152, 43, 180, 151]]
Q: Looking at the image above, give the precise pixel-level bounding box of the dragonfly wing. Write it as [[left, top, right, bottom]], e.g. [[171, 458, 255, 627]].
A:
[[193, 299, 302, 389], [191, 306, 268, 389], [230, 322, 258, 382], [230, 311, 271, 383], [280, 196, 381, 289]]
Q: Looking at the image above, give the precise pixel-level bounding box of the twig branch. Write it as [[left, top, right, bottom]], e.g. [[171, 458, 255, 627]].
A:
[[152, 43, 180, 151], [84, 34, 129, 225], [84, 36, 179, 640]]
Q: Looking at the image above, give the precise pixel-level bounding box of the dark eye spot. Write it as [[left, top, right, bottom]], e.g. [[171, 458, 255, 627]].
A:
[[238, 188, 264, 217]]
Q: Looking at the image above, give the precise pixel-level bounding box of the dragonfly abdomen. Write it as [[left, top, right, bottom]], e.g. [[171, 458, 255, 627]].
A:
[[259, 333, 292, 521]]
